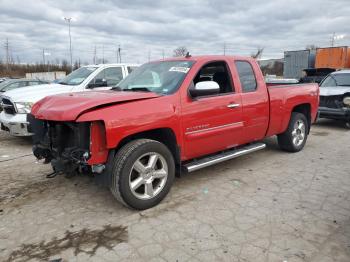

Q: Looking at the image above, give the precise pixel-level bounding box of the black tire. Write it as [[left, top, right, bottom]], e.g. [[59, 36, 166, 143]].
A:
[[277, 112, 308, 152], [110, 139, 175, 210]]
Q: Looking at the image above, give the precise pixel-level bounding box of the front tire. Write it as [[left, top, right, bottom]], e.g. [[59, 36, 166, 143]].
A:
[[278, 112, 308, 152], [110, 139, 175, 210]]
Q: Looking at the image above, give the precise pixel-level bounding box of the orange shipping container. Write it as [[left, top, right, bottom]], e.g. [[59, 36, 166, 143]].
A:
[[315, 46, 350, 69]]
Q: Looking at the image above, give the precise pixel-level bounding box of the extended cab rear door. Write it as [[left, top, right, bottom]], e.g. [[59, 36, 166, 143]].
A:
[[233, 59, 269, 144], [180, 59, 243, 160]]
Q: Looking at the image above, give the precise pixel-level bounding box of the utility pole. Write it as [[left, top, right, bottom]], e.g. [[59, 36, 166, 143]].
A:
[[331, 33, 345, 47], [162, 49, 165, 60], [64, 17, 73, 72], [331, 32, 335, 47], [223, 42, 226, 55], [93, 45, 97, 64], [118, 45, 121, 63], [5, 38, 9, 70], [42, 48, 46, 66], [102, 45, 105, 64]]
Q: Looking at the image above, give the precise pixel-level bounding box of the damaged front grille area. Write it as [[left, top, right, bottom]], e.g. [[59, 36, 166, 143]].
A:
[[319, 95, 343, 109], [50, 121, 90, 160], [30, 115, 91, 175]]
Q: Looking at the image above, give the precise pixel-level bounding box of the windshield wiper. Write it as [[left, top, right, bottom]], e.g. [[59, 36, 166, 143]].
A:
[[122, 87, 151, 92], [58, 81, 69, 85]]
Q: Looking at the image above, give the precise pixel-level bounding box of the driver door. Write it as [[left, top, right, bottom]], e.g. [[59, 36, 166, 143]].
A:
[[181, 61, 243, 159]]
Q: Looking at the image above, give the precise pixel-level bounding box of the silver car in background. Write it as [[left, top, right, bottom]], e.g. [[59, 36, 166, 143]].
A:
[[318, 70, 350, 127]]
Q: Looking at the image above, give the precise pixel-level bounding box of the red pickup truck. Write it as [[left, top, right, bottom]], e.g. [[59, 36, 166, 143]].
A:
[[29, 55, 319, 210]]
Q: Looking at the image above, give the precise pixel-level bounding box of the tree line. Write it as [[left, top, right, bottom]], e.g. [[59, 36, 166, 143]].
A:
[[0, 59, 81, 78]]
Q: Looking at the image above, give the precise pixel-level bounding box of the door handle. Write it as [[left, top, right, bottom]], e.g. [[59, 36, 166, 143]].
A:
[[227, 103, 240, 108]]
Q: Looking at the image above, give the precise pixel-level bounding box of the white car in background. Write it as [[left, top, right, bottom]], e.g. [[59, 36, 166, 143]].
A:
[[0, 63, 139, 136]]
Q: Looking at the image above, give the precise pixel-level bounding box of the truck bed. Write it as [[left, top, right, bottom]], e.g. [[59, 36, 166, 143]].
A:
[[266, 83, 319, 137]]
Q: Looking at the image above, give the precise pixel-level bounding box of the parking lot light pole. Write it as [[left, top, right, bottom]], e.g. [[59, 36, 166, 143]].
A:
[[64, 17, 73, 72]]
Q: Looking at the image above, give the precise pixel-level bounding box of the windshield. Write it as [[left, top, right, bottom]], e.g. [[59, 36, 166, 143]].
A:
[[321, 73, 350, 87], [117, 60, 194, 94], [58, 66, 97, 85], [0, 80, 14, 91]]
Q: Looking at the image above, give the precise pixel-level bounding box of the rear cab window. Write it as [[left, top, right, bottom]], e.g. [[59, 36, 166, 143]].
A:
[[235, 61, 257, 92]]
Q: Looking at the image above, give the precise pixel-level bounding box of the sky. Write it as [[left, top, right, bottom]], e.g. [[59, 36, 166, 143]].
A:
[[0, 0, 349, 65]]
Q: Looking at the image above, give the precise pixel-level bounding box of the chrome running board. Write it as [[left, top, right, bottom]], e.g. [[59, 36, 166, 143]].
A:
[[183, 143, 266, 173]]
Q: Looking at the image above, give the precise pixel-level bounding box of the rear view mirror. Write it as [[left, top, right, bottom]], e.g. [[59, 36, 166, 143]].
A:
[[190, 81, 220, 97]]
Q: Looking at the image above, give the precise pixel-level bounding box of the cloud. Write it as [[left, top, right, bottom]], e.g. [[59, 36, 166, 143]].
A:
[[0, 0, 349, 64]]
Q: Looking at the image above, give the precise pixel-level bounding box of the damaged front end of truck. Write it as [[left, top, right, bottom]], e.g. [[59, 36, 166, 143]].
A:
[[28, 114, 108, 177], [27, 90, 160, 178]]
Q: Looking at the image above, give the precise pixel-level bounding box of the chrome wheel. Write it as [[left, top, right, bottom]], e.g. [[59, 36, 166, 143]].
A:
[[129, 152, 168, 200], [292, 119, 306, 147]]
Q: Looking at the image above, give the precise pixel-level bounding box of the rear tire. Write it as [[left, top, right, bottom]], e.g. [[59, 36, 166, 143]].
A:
[[110, 139, 175, 210], [278, 112, 308, 152]]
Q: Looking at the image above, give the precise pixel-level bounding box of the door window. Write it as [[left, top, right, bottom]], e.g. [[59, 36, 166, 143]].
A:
[[192, 61, 234, 96], [235, 61, 257, 92], [90, 67, 123, 87]]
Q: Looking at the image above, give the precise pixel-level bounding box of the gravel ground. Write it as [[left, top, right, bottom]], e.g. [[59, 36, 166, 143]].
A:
[[0, 119, 349, 262]]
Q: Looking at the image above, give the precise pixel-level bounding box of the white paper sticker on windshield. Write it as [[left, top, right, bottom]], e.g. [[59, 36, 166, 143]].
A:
[[169, 67, 190, 73]]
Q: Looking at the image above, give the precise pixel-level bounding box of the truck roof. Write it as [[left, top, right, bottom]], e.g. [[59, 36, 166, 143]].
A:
[[155, 55, 255, 63]]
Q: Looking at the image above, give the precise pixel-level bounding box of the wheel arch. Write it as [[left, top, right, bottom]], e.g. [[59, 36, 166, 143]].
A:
[[115, 128, 181, 176], [291, 103, 311, 133]]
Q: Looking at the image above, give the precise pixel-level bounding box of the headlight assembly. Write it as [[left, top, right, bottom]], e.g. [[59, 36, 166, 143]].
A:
[[15, 102, 34, 114], [343, 97, 350, 107]]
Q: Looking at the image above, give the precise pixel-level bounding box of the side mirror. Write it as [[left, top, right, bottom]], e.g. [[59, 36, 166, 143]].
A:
[[189, 81, 220, 97], [88, 78, 107, 88]]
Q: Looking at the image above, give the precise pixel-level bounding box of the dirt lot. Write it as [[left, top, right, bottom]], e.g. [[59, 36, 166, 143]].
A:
[[0, 119, 349, 262]]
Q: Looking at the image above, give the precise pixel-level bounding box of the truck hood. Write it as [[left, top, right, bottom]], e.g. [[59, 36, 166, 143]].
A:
[[320, 86, 350, 96], [2, 84, 74, 103], [32, 90, 160, 121]]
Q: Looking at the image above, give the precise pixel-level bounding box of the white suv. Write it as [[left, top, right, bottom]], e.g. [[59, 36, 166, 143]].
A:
[[0, 63, 138, 136]]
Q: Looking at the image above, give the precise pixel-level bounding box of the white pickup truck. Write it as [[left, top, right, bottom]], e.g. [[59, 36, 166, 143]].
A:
[[0, 63, 138, 136]]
